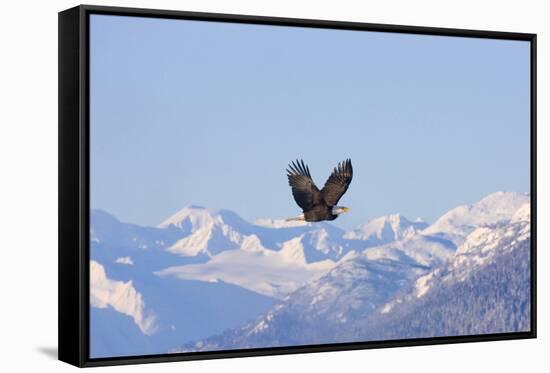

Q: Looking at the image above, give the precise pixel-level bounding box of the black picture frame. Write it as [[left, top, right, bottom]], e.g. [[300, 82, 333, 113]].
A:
[[58, 4, 537, 368]]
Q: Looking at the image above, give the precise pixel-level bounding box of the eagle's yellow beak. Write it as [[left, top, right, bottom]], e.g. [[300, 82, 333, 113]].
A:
[[343, 207, 350, 212]]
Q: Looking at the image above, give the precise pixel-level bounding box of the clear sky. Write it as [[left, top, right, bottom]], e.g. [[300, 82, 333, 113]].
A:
[[89, 14, 531, 229]]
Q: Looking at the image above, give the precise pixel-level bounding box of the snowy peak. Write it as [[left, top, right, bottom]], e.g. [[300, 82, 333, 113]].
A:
[[422, 191, 529, 244], [157, 206, 259, 257], [158, 206, 254, 231], [156, 206, 351, 261], [344, 214, 428, 245], [157, 205, 216, 231], [477, 191, 529, 211]]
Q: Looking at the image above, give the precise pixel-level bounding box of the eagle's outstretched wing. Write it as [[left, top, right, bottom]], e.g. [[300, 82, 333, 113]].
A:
[[321, 159, 353, 206], [287, 159, 321, 211]]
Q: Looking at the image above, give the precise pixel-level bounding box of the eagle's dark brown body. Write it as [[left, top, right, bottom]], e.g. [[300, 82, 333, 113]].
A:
[[304, 205, 338, 222], [286, 159, 353, 222]]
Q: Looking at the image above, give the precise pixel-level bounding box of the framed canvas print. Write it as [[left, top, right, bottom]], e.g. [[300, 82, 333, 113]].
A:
[[58, 5, 537, 367]]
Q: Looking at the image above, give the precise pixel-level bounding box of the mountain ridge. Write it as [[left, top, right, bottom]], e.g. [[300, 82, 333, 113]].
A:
[[89, 191, 531, 357], [171, 194, 530, 352]]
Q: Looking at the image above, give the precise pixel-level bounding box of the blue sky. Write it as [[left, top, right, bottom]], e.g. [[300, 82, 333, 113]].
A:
[[90, 14, 530, 229]]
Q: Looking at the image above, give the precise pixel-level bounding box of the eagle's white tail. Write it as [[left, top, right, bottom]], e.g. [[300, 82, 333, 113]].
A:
[[285, 214, 305, 222]]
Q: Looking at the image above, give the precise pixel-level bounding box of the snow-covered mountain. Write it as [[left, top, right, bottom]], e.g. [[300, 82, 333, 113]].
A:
[[354, 201, 532, 340], [152, 206, 440, 298], [175, 193, 531, 351], [155, 206, 353, 262], [155, 234, 336, 299], [150, 206, 359, 298], [90, 206, 383, 356], [344, 214, 428, 244], [174, 236, 453, 350], [90, 260, 157, 335], [157, 207, 248, 257], [411, 201, 530, 301], [90, 210, 276, 357], [422, 191, 529, 245], [90, 191, 531, 356]]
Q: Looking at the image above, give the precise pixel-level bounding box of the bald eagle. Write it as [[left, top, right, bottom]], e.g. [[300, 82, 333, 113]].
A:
[[286, 159, 353, 222]]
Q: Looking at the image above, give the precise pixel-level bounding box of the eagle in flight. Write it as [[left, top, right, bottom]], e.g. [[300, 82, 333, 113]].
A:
[[286, 159, 353, 222]]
